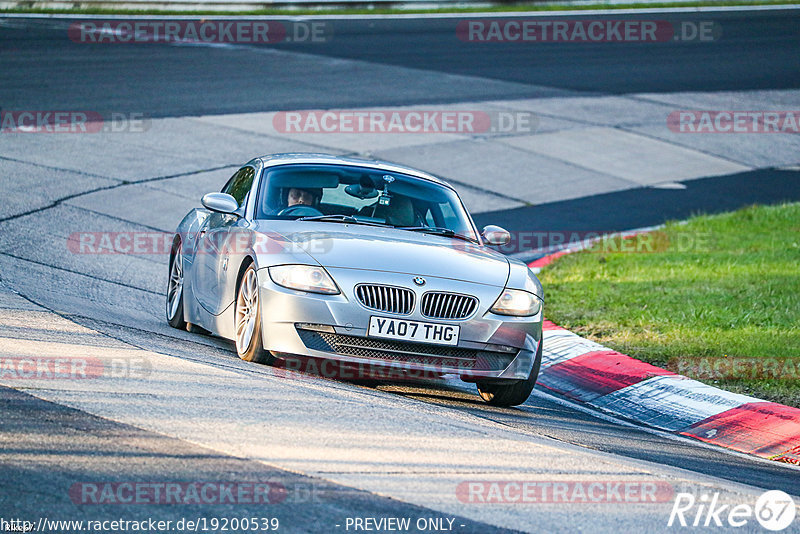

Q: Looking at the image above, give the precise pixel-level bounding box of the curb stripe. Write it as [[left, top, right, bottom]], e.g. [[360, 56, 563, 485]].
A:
[[528, 250, 570, 270], [542, 319, 565, 331], [540, 330, 607, 369], [773, 446, 800, 465], [591, 375, 759, 432], [539, 350, 673, 402], [529, 247, 800, 464], [680, 402, 800, 458]]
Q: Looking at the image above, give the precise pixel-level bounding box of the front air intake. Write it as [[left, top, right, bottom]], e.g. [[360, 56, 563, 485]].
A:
[[421, 292, 478, 320], [355, 284, 415, 315]]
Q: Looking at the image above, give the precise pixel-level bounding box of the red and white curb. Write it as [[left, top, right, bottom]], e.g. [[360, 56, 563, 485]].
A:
[[529, 258, 800, 466]]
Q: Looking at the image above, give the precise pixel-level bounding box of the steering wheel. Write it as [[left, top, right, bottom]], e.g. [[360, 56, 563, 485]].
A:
[[277, 205, 324, 217]]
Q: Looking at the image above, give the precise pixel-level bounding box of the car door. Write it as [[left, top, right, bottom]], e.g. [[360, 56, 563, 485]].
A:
[[192, 166, 255, 315]]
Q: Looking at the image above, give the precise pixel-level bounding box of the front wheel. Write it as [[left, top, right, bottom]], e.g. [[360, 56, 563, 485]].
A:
[[166, 242, 187, 330], [477, 339, 542, 407], [235, 265, 274, 365]]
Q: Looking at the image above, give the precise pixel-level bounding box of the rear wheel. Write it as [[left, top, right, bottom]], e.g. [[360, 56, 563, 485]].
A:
[[477, 339, 542, 407], [235, 264, 274, 365], [166, 242, 187, 330]]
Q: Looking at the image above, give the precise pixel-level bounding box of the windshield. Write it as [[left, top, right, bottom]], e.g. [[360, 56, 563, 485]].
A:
[[255, 164, 479, 241]]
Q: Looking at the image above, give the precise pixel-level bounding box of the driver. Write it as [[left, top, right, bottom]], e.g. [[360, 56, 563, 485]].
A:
[[286, 187, 319, 208]]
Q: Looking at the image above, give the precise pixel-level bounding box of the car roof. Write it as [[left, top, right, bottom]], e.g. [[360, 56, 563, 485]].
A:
[[256, 153, 453, 189]]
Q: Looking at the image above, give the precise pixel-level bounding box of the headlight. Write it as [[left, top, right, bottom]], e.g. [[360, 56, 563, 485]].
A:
[[490, 288, 542, 316], [268, 265, 339, 294]]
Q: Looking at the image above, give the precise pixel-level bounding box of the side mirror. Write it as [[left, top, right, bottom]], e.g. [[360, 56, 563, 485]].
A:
[[201, 192, 239, 215], [482, 225, 511, 246]]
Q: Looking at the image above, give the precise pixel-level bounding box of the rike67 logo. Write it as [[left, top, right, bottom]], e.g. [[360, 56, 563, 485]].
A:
[[669, 490, 796, 531]]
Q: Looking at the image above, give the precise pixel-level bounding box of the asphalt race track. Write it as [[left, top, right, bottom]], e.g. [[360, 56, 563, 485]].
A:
[[2, 10, 800, 115], [1, 8, 799, 533]]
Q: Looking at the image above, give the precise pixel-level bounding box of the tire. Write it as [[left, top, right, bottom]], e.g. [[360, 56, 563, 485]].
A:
[[166, 241, 187, 330], [477, 338, 543, 407], [234, 264, 275, 365]]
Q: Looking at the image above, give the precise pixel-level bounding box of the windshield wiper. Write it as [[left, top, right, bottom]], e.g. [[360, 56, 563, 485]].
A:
[[397, 226, 479, 243], [297, 214, 391, 227]]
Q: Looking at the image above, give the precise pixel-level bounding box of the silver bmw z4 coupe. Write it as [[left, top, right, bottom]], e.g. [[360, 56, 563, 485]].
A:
[[166, 153, 543, 406]]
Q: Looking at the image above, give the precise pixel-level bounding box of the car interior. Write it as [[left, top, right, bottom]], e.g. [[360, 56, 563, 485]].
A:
[[257, 165, 453, 229]]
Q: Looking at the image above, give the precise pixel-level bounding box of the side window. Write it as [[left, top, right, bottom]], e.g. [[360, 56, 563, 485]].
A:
[[221, 167, 255, 207], [423, 207, 436, 227]]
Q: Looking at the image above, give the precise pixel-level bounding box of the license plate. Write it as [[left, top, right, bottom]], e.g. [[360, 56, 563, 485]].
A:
[[368, 316, 459, 346]]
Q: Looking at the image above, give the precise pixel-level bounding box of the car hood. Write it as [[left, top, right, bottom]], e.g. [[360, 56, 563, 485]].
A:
[[252, 221, 510, 286]]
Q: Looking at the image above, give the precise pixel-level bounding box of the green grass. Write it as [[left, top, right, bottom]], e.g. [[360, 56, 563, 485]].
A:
[[2, 0, 798, 16], [539, 203, 800, 407]]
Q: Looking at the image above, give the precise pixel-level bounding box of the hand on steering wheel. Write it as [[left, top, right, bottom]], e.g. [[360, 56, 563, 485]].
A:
[[277, 204, 324, 217]]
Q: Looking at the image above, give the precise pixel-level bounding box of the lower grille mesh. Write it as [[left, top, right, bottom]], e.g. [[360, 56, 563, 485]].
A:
[[296, 329, 516, 371]]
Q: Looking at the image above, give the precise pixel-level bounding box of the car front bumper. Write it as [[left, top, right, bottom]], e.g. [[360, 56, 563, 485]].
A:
[[257, 267, 542, 381]]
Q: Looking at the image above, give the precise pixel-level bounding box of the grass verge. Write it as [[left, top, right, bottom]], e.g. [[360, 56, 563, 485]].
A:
[[538, 202, 800, 407], [2, 0, 798, 16]]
